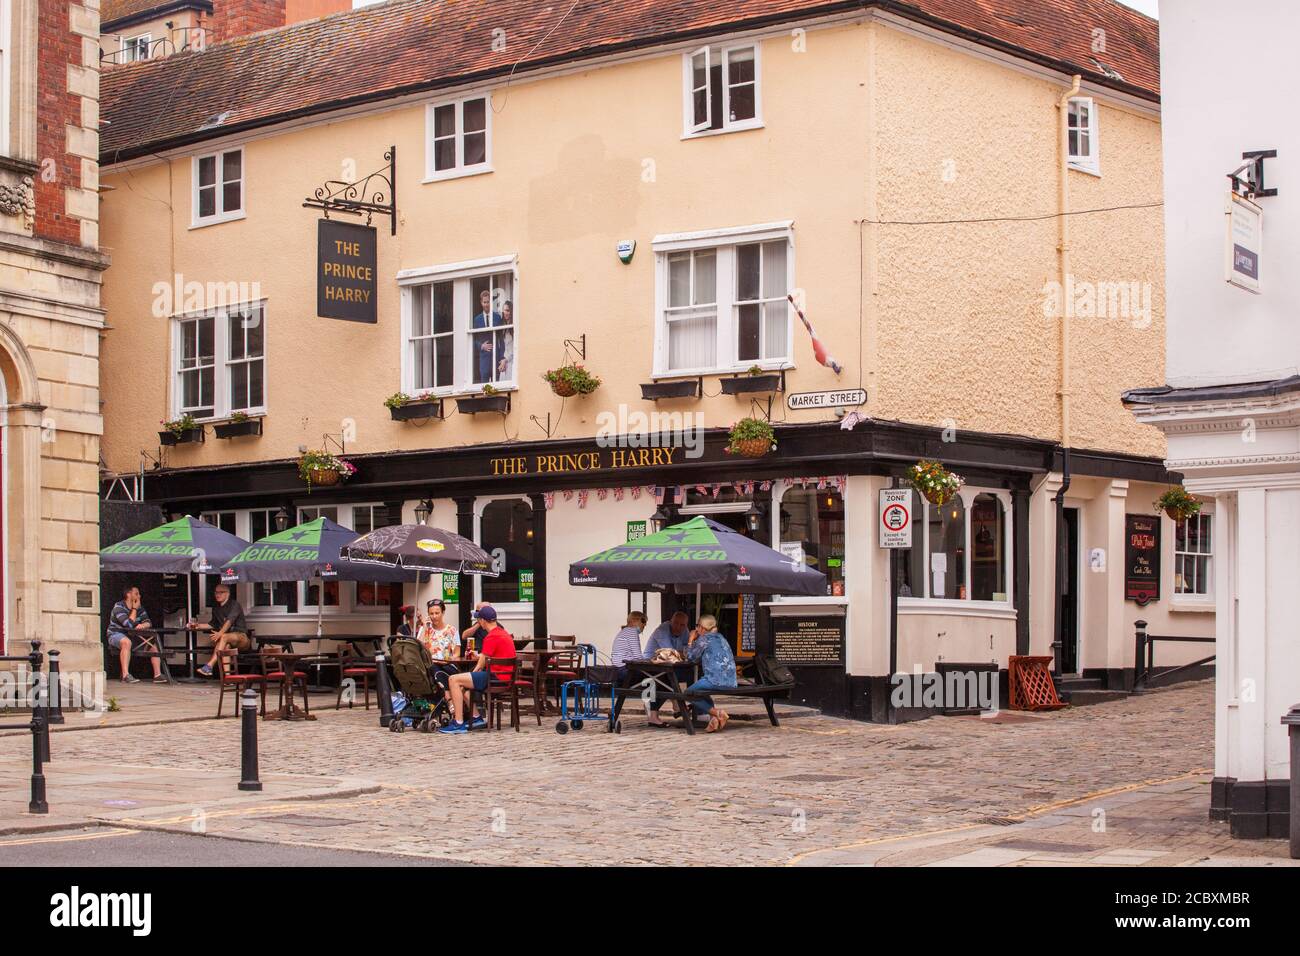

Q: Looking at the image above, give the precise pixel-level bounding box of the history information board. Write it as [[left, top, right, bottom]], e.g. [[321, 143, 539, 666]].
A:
[[772, 616, 845, 666]]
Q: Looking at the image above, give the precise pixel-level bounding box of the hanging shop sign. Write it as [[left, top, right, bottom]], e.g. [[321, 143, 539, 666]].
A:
[[317, 219, 377, 323], [1226, 192, 1262, 294], [879, 488, 912, 548], [773, 616, 845, 666], [787, 388, 867, 411], [1124, 513, 1161, 605]]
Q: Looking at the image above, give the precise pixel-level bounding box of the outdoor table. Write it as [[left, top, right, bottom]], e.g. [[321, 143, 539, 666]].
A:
[[124, 626, 188, 684], [610, 659, 701, 735], [260, 653, 315, 721], [517, 649, 579, 716]]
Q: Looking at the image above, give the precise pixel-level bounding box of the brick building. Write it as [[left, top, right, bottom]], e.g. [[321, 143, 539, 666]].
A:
[[2, 0, 109, 672]]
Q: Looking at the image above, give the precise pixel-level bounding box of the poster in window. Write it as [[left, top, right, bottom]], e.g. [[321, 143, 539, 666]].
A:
[[317, 219, 377, 323], [1125, 514, 1161, 605]]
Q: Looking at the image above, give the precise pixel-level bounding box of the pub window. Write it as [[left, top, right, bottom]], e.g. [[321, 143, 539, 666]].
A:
[[897, 489, 1011, 604], [400, 258, 517, 395], [1067, 97, 1100, 175], [351, 504, 395, 607], [172, 303, 266, 420], [478, 498, 534, 607], [425, 95, 491, 180], [298, 506, 341, 608], [246, 509, 295, 609], [683, 43, 760, 136], [653, 224, 792, 376], [192, 147, 243, 225], [777, 486, 845, 596], [1174, 512, 1213, 597]]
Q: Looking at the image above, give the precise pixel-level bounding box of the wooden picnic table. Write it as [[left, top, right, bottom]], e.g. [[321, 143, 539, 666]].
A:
[[610, 658, 701, 735]]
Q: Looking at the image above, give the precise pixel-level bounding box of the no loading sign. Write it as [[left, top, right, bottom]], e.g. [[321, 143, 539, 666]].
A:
[[879, 489, 912, 548]]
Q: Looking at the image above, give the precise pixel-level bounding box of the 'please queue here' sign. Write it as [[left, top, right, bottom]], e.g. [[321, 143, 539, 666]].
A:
[[317, 219, 377, 323]]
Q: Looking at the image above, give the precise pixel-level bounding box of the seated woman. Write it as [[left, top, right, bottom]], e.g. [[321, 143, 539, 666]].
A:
[[419, 598, 460, 662], [685, 614, 737, 733]]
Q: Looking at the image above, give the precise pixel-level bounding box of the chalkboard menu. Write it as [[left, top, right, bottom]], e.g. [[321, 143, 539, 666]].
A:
[[1124, 513, 1161, 605], [738, 594, 758, 654], [773, 616, 845, 667]]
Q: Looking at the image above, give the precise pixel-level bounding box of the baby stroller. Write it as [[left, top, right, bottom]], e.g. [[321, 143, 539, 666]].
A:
[[387, 637, 451, 733]]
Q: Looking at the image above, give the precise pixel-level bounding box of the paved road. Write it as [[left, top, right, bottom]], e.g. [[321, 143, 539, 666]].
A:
[[0, 681, 1230, 865], [0, 827, 461, 866]]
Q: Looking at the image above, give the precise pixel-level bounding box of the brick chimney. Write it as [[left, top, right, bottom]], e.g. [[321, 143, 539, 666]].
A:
[[208, 0, 288, 43]]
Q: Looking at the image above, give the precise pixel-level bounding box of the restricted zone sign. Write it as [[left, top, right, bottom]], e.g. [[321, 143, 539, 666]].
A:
[[879, 488, 912, 548]]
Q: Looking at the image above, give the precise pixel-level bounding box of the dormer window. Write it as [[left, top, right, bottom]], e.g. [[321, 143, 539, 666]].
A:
[[683, 43, 761, 137], [122, 34, 151, 63]]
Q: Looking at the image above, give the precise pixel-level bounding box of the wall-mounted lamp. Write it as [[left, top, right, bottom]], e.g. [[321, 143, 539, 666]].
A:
[[274, 508, 290, 532], [745, 499, 766, 535], [414, 498, 433, 525]]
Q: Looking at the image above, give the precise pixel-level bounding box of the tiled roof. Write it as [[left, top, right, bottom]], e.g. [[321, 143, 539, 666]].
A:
[[100, 0, 1159, 164], [101, 0, 211, 30]]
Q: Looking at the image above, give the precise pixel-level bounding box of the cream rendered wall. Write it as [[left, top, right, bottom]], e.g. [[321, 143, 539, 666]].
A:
[[100, 11, 203, 62], [99, 23, 871, 474], [870, 25, 1166, 458]]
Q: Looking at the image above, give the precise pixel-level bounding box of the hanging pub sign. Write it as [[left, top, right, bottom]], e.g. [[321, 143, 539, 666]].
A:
[[317, 219, 377, 323], [1226, 192, 1262, 294], [1124, 513, 1161, 606]]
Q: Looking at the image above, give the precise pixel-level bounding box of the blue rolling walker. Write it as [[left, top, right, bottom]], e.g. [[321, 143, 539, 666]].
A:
[[555, 644, 616, 734]]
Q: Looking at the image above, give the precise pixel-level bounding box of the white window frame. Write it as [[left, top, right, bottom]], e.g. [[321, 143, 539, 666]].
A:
[[681, 41, 763, 138], [423, 94, 492, 182], [1067, 96, 1100, 176], [122, 33, 152, 62], [1172, 506, 1214, 604], [767, 480, 851, 607], [473, 495, 535, 617], [898, 487, 1015, 616], [170, 301, 267, 421], [190, 147, 245, 227], [397, 254, 519, 397], [651, 221, 794, 377], [294, 504, 394, 616]]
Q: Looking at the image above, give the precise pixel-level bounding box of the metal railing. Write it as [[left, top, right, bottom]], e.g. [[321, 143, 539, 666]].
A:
[[1133, 619, 1215, 689], [0, 639, 50, 813]]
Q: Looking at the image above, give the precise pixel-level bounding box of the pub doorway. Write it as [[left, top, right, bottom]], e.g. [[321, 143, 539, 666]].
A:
[[1060, 506, 1081, 674]]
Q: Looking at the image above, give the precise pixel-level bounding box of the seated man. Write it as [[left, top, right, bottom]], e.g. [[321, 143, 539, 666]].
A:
[[193, 583, 252, 676], [439, 605, 515, 734], [610, 610, 647, 667], [642, 610, 689, 727], [106, 586, 165, 684], [396, 604, 417, 638], [685, 614, 737, 733], [460, 601, 491, 652]]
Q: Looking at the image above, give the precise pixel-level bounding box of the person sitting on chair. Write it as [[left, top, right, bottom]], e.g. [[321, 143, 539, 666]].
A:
[[396, 604, 417, 638], [642, 611, 690, 727], [610, 611, 647, 667], [439, 605, 515, 734], [106, 586, 165, 684], [194, 584, 251, 677], [685, 614, 737, 733]]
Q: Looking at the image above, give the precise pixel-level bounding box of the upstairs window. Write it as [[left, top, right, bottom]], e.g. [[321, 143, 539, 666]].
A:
[[192, 147, 243, 225], [1067, 97, 1099, 174], [425, 95, 491, 180], [1174, 512, 1213, 598], [173, 303, 265, 420], [122, 34, 151, 62], [683, 43, 760, 136]]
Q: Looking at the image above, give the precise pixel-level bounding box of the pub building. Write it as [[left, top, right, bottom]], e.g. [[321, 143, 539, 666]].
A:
[[113, 420, 1210, 720], [94, 0, 1214, 718]]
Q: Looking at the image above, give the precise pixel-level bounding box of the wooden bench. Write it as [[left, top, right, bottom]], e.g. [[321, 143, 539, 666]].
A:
[[611, 657, 794, 730]]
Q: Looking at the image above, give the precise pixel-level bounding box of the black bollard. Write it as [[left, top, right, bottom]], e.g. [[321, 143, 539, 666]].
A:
[[374, 653, 394, 728], [238, 689, 262, 792], [47, 650, 64, 725], [28, 636, 47, 814], [1283, 704, 1300, 859]]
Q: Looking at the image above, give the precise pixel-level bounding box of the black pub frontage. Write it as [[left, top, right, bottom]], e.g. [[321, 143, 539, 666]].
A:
[[102, 418, 1183, 721]]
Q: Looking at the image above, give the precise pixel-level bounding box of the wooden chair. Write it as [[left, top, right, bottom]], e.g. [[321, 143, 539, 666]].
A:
[[543, 635, 581, 711], [335, 643, 376, 710], [479, 657, 538, 731], [215, 650, 267, 718]]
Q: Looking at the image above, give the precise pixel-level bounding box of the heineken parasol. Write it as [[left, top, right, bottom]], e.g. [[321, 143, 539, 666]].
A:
[[100, 516, 248, 573], [220, 517, 413, 583]]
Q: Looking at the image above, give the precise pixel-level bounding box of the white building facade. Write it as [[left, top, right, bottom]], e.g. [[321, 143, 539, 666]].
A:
[[1126, 0, 1300, 839]]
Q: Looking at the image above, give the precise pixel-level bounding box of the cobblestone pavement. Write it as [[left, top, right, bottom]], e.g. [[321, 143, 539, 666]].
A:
[[0, 680, 1280, 866]]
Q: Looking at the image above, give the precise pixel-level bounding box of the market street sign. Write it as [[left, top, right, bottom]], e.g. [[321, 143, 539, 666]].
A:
[[317, 219, 377, 323], [879, 488, 912, 548], [787, 388, 866, 411]]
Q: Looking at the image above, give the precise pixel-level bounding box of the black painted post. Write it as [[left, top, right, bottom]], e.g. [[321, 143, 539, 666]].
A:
[[47, 650, 64, 725], [27, 639, 47, 814], [529, 494, 548, 646], [375, 653, 394, 728], [29, 640, 49, 763], [1133, 620, 1147, 688], [1283, 704, 1299, 859], [238, 689, 262, 792]]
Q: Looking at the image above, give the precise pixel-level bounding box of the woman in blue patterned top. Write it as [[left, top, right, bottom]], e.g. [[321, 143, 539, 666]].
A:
[[685, 614, 737, 732]]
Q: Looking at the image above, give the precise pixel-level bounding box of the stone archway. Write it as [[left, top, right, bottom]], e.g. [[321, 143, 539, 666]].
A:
[[0, 320, 44, 656]]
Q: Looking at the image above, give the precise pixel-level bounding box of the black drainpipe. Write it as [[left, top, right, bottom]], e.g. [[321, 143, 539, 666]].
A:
[[1050, 448, 1071, 681]]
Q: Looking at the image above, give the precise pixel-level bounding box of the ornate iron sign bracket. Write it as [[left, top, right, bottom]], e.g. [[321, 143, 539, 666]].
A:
[[303, 146, 397, 235]]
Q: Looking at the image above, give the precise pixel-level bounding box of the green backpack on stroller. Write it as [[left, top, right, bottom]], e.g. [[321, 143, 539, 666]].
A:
[[387, 637, 449, 733]]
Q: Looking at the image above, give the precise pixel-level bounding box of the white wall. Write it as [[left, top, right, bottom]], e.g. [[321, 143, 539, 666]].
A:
[[1161, 0, 1300, 387]]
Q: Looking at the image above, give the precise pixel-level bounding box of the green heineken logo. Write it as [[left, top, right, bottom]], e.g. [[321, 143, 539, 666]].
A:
[[130, 519, 194, 545], [631, 517, 719, 548], [102, 518, 197, 556], [261, 518, 323, 546], [585, 517, 725, 563]]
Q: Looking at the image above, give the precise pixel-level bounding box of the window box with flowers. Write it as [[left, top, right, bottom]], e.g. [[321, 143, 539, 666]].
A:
[[385, 392, 444, 422], [298, 450, 355, 489], [213, 412, 263, 439], [456, 384, 511, 415], [159, 414, 204, 446]]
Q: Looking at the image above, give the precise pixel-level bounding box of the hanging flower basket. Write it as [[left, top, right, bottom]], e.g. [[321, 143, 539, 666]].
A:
[[1156, 486, 1200, 522], [298, 450, 355, 489], [725, 417, 776, 458], [906, 459, 964, 506], [543, 363, 601, 397]]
